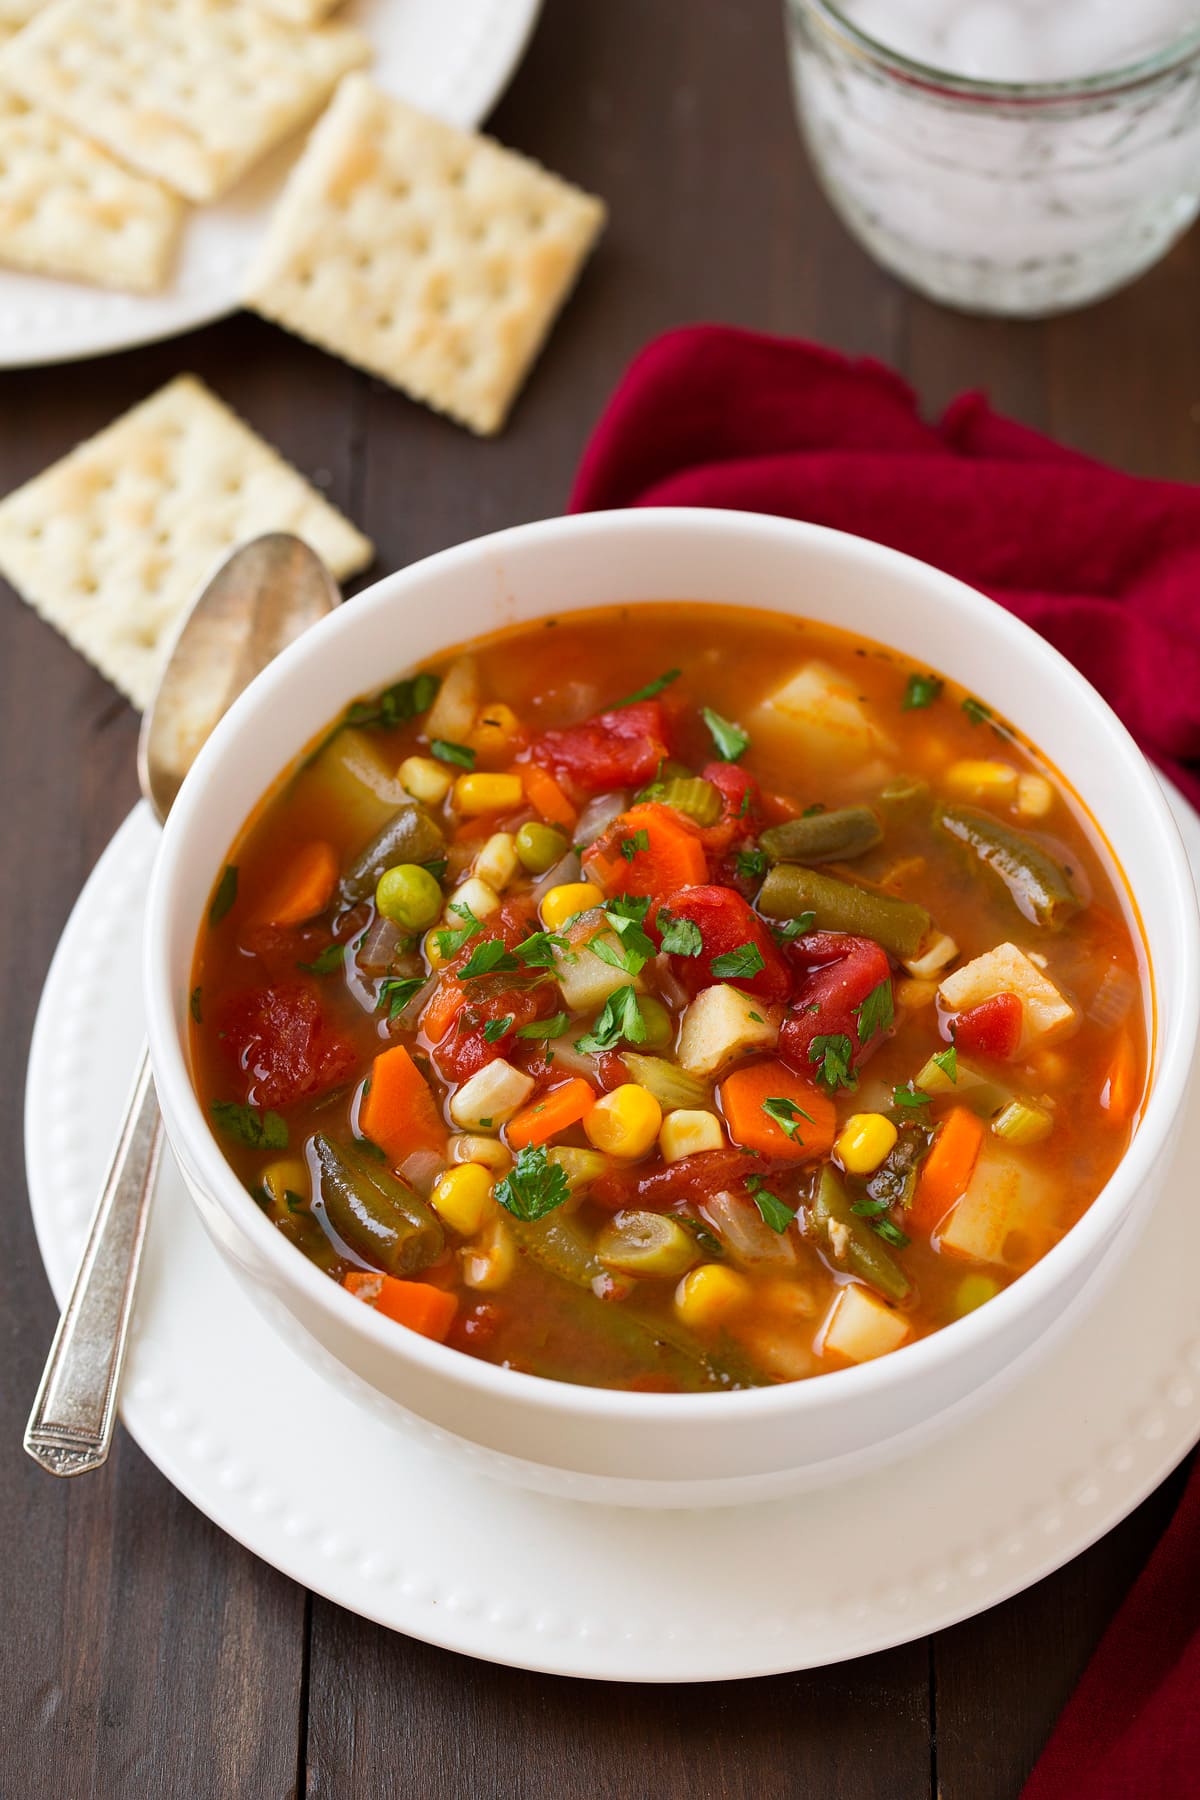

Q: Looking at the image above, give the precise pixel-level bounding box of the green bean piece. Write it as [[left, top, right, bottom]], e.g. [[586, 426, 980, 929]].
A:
[[339, 803, 445, 905], [758, 864, 930, 959], [515, 820, 570, 875], [510, 1210, 604, 1287], [812, 1166, 911, 1304], [935, 804, 1082, 929], [275, 1209, 344, 1274], [312, 1134, 444, 1274], [760, 806, 883, 865], [595, 1211, 699, 1278], [654, 776, 723, 827]]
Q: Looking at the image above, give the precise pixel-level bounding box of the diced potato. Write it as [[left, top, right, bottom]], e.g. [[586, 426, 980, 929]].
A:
[[903, 930, 958, 980], [551, 911, 646, 1012], [938, 1145, 1056, 1265], [753, 661, 895, 767], [676, 985, 781, 1079], [425, 655, 479, 743], [938, 942, 1077, 1055], [1016, 773, 1054, 819], [298, 728, 412, 846], [821, 1283, 910, 1363], [448, 1059, 534, 1130]]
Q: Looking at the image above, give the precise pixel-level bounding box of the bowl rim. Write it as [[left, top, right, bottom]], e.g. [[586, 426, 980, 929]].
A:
[[144, 506, 1200, 1429]]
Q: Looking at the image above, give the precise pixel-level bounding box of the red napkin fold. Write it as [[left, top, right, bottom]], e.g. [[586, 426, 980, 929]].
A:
[[570, 325, 1200, 813], [569, 325, 1200, 1798]]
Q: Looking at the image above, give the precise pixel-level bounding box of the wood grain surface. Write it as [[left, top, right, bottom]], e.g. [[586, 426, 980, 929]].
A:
[[2, 3, 1196, 1795]]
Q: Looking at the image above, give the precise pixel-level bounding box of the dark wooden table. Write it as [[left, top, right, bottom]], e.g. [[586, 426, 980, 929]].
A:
[[2, 4, 1196, 1795]]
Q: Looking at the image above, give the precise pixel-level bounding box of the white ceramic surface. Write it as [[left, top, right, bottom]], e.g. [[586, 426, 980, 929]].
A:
[[0, 0, 544, 367], [140, 509, 1200, 1504], [26, 795, 1200, 1680]]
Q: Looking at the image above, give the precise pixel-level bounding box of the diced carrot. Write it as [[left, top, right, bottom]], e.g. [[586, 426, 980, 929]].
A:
[[584, 803, 708, 898], [343, 1272, 458, 1342], [506, 1077, 597, 1149], [717, 1060, 836, 1163], [1100, 1030, 1140, 1124], [254, 841, 338, 926], [358, 1044, 447, 1160], [911, 1105, 984, 1232], [520, 762, 578, 832], [420, 976, 467, 1042]]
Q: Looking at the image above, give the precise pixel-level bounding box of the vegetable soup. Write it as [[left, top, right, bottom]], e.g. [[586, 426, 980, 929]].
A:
[[189, 604, 1148, 1391]]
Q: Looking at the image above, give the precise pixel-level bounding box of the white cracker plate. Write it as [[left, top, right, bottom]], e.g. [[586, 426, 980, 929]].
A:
[[24, 789, 1200, 1682], [0, 0, 544, 367]]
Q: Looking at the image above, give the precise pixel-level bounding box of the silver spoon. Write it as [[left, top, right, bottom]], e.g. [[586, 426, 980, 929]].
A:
[[25, 533, 341, 1477]]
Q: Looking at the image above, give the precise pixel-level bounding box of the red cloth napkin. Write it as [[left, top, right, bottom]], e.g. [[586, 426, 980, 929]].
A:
[[570, 325, 1200, 812], [569, 325, 1200, 1798]]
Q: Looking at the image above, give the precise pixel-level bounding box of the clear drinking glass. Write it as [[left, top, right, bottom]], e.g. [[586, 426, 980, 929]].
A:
[[784, 0, 1200, 316]]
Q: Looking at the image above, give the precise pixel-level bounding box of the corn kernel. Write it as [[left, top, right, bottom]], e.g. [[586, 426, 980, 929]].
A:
[[895, 977, 938, 1013], [461, 1216, 516, 1291], [431, 1162, 496, 1236], [659, 1108, 725, 1163], [467, 703, 523, 763], [835, 1112, 898, 1175], [674, 1263, 751, 1329], [444, 875, 500, 922], [584, 1084, 663, 1159], [1016, 773, 1054, 819], [473, 831, 517, 893], [424, 927, 449, 968], [398, 754, 454, 807], [945, 760, 1019, 804], [540, 881, 603, 931], [452, 772, 524, 816], [260, 1157, 309, 1209], [449, 1133, 512, 1175]]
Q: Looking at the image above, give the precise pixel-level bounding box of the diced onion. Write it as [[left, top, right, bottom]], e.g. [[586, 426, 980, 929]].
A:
[[575, 791, 630, 846], [400, 1149, 445, 1195], [356, 913, 404, 973], [532, 850, 582, 902], [701, 1190, 799, 1267]]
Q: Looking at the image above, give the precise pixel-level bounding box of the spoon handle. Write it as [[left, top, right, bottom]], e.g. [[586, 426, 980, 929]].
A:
[[25, 1046, 163, 1477]]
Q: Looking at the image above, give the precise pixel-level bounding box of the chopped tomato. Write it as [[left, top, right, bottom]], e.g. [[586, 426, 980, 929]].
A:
[[696, 761, 763, 855], [590, 1148, 783, 1212], [950, 991, 1023, 1060], [584, 803, 707, 898], [651, 885, 791, 1001], [215, 979, 357, 1110], [429, 977, 557, 1083], [778, 934, 892, 1078], [529, 699, 673, 796]]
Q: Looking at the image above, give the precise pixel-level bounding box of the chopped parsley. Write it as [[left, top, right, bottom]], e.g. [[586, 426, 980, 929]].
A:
[[516, 1012, 570, 1040], [458, 937, 519, 980], [701, 705, 750, 762], [577, 985, 647, 1053], [746, 1174, 795, 1233], [851, 1194, 911, 1248], [189, 985, 203, 1024], [342, 671, 439, 732], [892, 1081, 931, 1110], [735, 845, 768, 882], [737, 788, 754, 819], [854, 978, 894, 1045], [377, 976, 427, 1022], [802, 803, 825, 818], [772, 912, 816, 942], [211, 1100, 288, 1151], [961, 696, 992, 727], [298, 942, 345, 976], [620, 829, 650, 862], [495, 1144, 571, 1222], [594, 901, 656, 976], [809, 1033, 858, 1092], [612, 668, 681, 708], [931, 1043, 958, 1084], [421, 857, 449, 883], [431, 738, 475, 769], [903, 672, 944, 711], [761, 1096, 814, 1142], [711, 941, 765, 981], [435, 900, 485, 959], [483, 1015, 514, 1043], [607, 893, 652, 923], [513, 929, 568, 969], [208, 864, 238, 925], [659, 912, 704, 958]]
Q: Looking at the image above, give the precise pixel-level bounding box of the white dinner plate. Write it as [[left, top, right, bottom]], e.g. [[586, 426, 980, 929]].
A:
[[0, 0, 544, 368], [23, 786, 1200, 1682]]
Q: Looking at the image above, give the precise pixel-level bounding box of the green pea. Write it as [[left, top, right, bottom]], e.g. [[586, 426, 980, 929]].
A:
[[375, 863, 443, 930], [516, 820, 569, 875], [954, 1273, 1001, 1316], [635, 995, 673, 1049]]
